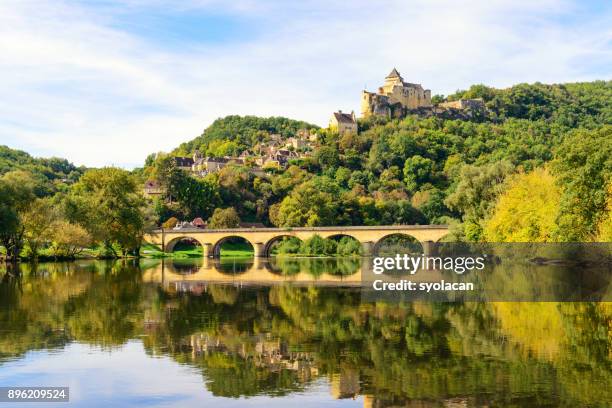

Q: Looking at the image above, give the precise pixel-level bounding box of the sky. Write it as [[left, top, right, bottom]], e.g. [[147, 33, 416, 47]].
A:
[[0, 0, 610, 168]]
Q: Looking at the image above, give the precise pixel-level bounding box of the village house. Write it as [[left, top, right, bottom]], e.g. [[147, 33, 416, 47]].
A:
[[329, 110, 358, 136], [173, 156, 195, 171], [285, 136, 308, 150], [143, 180, 164, 197]]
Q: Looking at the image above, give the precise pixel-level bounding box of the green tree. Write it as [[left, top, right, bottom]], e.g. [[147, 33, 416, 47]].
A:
[[66, 168, 146, 256], [445, 161, 514, 240], [270, 181, 338, 227], [0, 171, 37, 260], [403, 155, 435, 192], [552, 126, 612, 241], [208, 208, 241, 229], [50, 221, 92, 258], [22, 197, 58, 259], [315, 146, 340, 170]]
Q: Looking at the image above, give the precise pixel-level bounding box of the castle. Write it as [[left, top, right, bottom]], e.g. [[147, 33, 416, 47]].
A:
[[361, 68, 432, 118]]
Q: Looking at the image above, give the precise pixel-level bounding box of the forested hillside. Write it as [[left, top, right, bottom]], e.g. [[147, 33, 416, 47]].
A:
[[145, 80, 611, 243], [2, 80, 610, 261], [0, 145, 85, 195], [446, 80, 611, 126], [171, 115, 319, 158]]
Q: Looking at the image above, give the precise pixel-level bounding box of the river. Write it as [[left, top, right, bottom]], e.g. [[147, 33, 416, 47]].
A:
[[0, 259, 610, 407]]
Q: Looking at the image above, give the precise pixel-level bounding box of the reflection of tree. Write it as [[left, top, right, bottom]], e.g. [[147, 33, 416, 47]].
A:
[[63, 261, 144, 346], [1, 261, 610, 406]]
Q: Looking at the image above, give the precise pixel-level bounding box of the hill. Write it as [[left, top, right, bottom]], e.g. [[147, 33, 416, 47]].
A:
[[172, 115, 319, 157], [146, 80, 611, 242], [446, 80, 611, 127], [0, 145, 85, 196]]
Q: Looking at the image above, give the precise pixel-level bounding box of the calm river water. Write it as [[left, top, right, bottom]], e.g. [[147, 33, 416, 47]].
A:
[[0, 258, 610, 407]]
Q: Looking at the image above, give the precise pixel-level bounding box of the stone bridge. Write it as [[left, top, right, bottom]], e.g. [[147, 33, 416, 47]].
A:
[[143, 225, 449, 258]]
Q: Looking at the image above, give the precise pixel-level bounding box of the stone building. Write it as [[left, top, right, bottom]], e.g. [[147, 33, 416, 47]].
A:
[[361, 68, 431, 118], [439, 98, 486, 111], [329, 110, 358, 136], [173, 156, 195, 171], [143, 180, 164, 197]]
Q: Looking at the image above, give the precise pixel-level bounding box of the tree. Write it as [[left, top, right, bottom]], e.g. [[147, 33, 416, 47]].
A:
[[66, 168, 146, 257], [174, 175, 220, 220], [445, 161, 514, 240], [484, 168, 561, 242], [22, 197, 58, 259], [403, 155, 435, 192], [595, 183, 612, 242], [552, 126, 612, 241], [299, 235, 335, 256], [0, 171, 37, 260], [315, 146, 340, 170], [50, 221, 92, 258], [162, 217, 179, 229], [208, 208, 241, 229], [336, 236, 361, 256], [270, 181, 338, 227]]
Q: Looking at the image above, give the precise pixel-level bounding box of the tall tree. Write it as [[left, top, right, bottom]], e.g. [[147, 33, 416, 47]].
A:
[[552, 126, 612, 241], [484, 168, 561, 242], [66, 168, 146, 257], [0, 171, 37, 261]]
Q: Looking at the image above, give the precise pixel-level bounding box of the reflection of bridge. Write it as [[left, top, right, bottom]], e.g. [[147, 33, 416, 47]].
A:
[[144, 225, 449, 258], [142, 258, 364, 287], [141, 258, 449, 290]]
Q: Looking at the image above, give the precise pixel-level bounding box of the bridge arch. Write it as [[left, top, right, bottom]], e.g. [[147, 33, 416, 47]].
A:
[[373, 233, 424, 256], [263, 235, 303, 257], [212, 235, 256, 258], [324, 234, 362, 256], [164, 235, 206, 253]]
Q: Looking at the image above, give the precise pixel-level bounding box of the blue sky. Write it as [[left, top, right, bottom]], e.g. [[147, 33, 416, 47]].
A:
[[0, 0, 610, 168]]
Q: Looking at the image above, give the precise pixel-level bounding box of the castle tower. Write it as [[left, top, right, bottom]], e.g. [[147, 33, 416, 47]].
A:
[[382, 68, 404, 94]]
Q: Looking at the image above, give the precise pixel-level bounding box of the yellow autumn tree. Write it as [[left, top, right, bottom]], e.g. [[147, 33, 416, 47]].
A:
[[484, 168, 560, 242], [596, 183, 612, 242]]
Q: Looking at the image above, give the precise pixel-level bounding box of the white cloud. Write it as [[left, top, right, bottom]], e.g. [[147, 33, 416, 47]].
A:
[[0, 0, 610, 168]]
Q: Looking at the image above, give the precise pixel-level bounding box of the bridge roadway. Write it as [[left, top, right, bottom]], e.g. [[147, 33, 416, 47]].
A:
[[143, 225, 449, 258]]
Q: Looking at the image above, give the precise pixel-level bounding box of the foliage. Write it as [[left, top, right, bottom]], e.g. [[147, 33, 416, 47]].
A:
[[403, 155, 435, 192], [273, 237, 302, 255], [161, 217, 179, 229], [336, 236, 362, 256], [552, 126, 612, 241], [66, 168, 146, 256], [152, 155, 221, 221], [207, 208, 241, 229], [21, 197, 58, 258], [445, 161, 514, 240], [0, 171, 37, 259], [484, 169, 561, 242], [50, 221, 92, 258], [174, 115, 318, 156], [447, 81, 612, 127], [0, 145, 85, 195]]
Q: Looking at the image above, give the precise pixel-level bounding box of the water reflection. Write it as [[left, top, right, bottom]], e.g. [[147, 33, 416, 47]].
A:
[[0, 260, 610, 407]]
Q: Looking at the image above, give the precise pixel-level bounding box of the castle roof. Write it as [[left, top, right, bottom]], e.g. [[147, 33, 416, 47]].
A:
[[333, 111, 356, 124], [386, 68, 402, 78]]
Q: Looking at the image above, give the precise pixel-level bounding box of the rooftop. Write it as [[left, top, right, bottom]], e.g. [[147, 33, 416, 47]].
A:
[[333, 111, 356, 124]]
